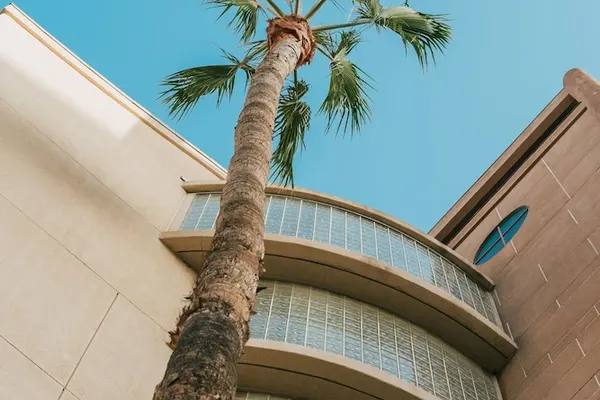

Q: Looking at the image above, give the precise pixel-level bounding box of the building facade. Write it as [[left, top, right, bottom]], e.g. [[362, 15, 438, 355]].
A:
[[431, 68, 600, 400], [0, 4, 597, 400]]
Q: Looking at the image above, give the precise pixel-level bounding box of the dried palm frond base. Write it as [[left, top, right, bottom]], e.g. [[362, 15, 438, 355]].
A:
[[267, 16, 316, 68]]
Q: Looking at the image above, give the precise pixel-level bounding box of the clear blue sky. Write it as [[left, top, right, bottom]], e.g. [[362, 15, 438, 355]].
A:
[[9, 0, 600, 231]]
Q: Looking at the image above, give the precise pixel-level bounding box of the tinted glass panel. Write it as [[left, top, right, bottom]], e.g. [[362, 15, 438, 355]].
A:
[[502, 208, 528, 243], [475, 206, 529, 265]]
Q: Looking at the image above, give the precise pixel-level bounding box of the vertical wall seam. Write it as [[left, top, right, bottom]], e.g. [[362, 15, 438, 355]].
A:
[[567, 209, 579, 225], [538, 264, 549, 282], [542, 158, 571, 199], [588, 238, 600, 256], [61, 292, 119, 398], [0, 333, 64, 388]]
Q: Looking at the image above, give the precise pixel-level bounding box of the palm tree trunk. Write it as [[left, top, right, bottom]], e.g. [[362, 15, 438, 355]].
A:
[[153, 36, 302, 400]]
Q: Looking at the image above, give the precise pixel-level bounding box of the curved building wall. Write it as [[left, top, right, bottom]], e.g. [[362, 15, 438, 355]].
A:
[[251, 280, 499, 400], [181, 193, 501, 327]]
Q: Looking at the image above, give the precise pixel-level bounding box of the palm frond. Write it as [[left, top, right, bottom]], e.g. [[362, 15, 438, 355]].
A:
[[323, 30, 361, 56], [318, 31, 372, 136], [313, 31, 335, 50], [208, 0, 261, 43], [263, 0, 286, 16], [355, 0, 451, 68], [305, 0, 344, 19], [243, 40, 268, 72], [160, 49, 253, 119], [293, 0, 302, 15], [271, 77, 311, 186]]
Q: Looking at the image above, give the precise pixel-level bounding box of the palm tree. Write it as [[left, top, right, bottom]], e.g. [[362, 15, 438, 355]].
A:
[[152, 0, 451, 398]]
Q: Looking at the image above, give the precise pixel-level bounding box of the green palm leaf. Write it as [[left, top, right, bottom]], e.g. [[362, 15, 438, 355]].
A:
[[319, 31, 372, 136], [355, 0, 451, 68], [208, 0, 262, 43], [160, 50, 254, 119], [271, 77, 311, 186]]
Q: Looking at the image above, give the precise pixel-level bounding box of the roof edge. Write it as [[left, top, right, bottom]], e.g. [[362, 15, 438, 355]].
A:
[[0, 3, 227, 179]]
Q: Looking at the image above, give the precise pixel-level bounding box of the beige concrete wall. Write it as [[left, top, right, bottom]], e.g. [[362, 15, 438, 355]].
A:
[[0, 6, 224, 400]]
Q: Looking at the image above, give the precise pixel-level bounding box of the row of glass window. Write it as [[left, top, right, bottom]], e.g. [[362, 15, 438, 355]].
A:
[[180, 194, 501, 327], [236, 392, 290, 400], [250, 281, 500, 400]]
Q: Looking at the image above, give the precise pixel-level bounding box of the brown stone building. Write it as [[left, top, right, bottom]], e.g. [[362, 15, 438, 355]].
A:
[[1, 3, 600, 400], [432, 69, 600, 400]]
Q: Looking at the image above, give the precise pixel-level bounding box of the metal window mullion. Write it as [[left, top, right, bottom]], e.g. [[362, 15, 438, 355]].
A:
[[311, 202, 318, 241], [427, 249, 438, 287], [441, 343, 454, 400], [278, 197, 288, 235], [408, 322, 420, 388], [452, 266, 465, 302], [360, 302, 364, 363], [327, 206, 333, 245], [475, 286, 491, 321], [387, 227, 395, 266], [479, 369, 492, 400], [194, 194, 211, 230], [324, 291, 329, 351], [463, 275, 478, 308], [359, 217, 364, 254], [304, 286, 313, 346], [440, 258, 452, 295], [210, 195, 219, 229], [284, 284, 294, 343], [295, 199, 303, 238], [344, 211, 348, 249], [455, 351, 469, 400], [264, 281, 278, 340], [376, 309, 383, 370], [423, 333, 438, 397], [400, 234, 410, 273], [393, 317, 402, 382], [342, 295, 347, 358], [466, 363, 480, 400], [373, 221, 379, 260], [414, 241, 425, 279]]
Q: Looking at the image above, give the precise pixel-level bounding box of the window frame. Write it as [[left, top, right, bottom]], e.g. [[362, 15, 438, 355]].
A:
[[474, 206, 529, 265]]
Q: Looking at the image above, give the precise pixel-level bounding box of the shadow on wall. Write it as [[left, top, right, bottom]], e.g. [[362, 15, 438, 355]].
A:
[[0, 55, 198, 331], [0, 56, 139, 214], [0, 46, 218, 230]]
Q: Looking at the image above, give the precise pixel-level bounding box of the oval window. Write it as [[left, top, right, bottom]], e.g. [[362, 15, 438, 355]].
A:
[[474, 206, 529, 265]]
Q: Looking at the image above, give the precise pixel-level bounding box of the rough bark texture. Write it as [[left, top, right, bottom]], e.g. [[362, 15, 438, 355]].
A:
[[152, 36, 302, 400]]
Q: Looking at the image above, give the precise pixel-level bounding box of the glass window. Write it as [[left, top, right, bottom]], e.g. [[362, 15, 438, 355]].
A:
[[475, 206, 529, 265], [180, 194, 503, 327], [253, 280, 500, 399]]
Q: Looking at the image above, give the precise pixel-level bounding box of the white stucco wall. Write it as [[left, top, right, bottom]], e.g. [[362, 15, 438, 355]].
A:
[[0, 6, 224, 399]]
